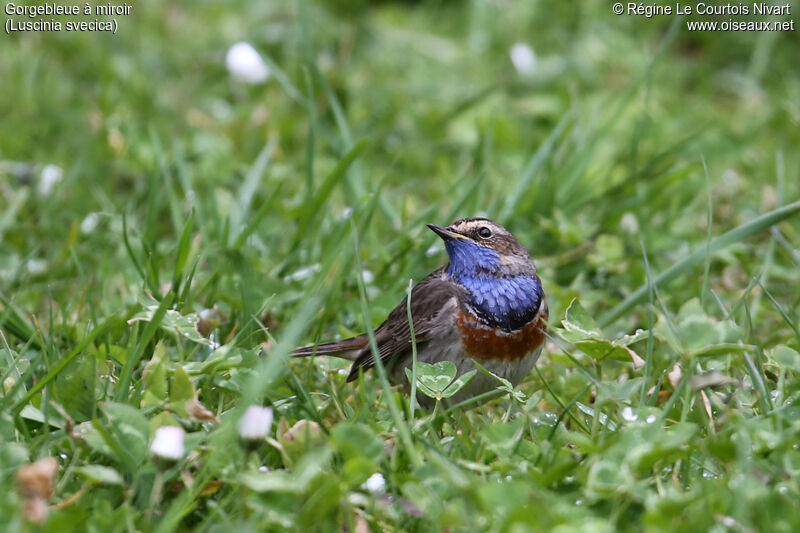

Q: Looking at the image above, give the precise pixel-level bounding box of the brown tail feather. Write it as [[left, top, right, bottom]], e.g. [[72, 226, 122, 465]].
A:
[[291, 334, 368, 361]]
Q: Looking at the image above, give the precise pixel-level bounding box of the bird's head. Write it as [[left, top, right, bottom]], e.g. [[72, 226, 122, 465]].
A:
[[427, 218, 536, 281]]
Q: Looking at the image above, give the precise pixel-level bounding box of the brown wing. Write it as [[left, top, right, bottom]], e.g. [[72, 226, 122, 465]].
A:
[[346, 267, 466, 381]]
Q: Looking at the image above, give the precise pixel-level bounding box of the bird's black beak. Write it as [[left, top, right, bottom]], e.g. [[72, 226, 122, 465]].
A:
[[427, 224, 464, 240]]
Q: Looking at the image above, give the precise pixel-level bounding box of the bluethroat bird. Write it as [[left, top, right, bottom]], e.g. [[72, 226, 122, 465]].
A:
[[292, 218, 548, 406]]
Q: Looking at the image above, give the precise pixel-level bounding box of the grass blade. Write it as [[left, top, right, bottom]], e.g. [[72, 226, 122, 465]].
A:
[[172, 209, 194, 293], [499, 111, 574, 221], [12, 316, 115, 415], [599, 201, 800, 327], [116, 292, 175, 402], [289, 138, 368, 251]]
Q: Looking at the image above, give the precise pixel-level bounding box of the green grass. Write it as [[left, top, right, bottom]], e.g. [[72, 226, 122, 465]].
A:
[[2, 1, 800, 531]]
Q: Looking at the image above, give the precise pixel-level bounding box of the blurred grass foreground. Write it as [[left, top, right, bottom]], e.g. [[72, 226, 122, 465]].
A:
[[1, 1, 800, 531]]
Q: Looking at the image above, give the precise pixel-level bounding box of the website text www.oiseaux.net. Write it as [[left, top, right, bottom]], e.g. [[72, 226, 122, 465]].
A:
[[615, 3, 796, 32]]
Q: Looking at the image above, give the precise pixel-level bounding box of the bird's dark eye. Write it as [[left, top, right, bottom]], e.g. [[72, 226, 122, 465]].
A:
[[477, 227, 492, 239]]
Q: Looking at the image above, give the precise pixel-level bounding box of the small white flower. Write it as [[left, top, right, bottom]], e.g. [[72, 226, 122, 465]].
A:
[[26, 259, 47, 275], [425, 243, 440, 257], [509, 43, 536, 75], [238, 405, 273, 442], [80, 212, 100, 234], [362, 472, 386, 493], [621, 406, 638, 422], [38, 164, 63, 196], [283, 264, 321, 283], [150, 426, 185, 461], [362, 269, 374, 284], [620, 212, 639, 234], [225, 42, 270, 84]]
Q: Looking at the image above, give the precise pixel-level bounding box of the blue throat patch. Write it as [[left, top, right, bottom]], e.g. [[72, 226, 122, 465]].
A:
[[445, 239, 542, 331]]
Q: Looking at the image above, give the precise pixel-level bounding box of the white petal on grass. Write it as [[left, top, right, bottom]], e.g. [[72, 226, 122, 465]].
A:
[[238, 405, 274, 441], [361, 473, 386, 493], [362, 269, 374, 284], [150, 426, 185, 461], [621, 406, 638, 422], [209, 98, 233, 120], [26, 259, 47, 275], [509, 43, 536, 75], [38, 164, 63, 196], [225, 42, 270, 84], [284, 264, 321, 282], [425, 243, 441, 257], [80, 212, 100, 234], [620, 212, 639, 234]]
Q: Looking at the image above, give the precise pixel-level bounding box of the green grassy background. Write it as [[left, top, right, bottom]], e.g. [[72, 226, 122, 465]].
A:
[[1, 0, 799, 531]]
